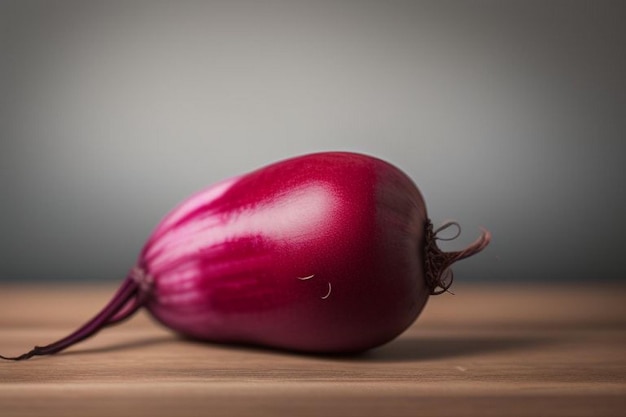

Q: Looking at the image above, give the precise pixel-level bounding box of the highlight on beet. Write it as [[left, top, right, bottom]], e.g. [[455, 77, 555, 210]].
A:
[[0, 151, 491, 361]]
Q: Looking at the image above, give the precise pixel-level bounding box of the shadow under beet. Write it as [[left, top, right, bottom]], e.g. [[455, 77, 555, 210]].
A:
[[357, 335, 552, 362], [53, 334, 552, 362]]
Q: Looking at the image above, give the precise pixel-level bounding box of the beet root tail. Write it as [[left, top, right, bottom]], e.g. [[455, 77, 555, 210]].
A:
[[0, 269, 148, 361]]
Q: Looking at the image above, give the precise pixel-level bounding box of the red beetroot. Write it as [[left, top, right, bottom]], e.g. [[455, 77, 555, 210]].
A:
[[1, 152, 490, 360]]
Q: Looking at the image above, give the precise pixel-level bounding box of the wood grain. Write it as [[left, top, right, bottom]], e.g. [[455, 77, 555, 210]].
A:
[[1, 283, 625, 417]]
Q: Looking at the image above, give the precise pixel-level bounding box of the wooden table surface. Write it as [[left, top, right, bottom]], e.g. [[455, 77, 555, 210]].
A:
[[1, 283, 625, 417]]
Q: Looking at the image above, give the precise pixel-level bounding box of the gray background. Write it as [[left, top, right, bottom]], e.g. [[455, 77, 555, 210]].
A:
[[1, 1, 624, 283]]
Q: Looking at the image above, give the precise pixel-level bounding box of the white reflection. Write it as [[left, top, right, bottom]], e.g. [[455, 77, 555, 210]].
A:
[[148, 181, 337, 272]]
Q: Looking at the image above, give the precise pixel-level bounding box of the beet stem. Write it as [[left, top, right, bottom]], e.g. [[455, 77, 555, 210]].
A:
[[0, 271, 145, 361], [424, 219, 491, 295]]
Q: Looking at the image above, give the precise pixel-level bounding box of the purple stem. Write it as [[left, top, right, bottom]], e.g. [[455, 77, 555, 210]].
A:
[[0, 274, 144, 361]]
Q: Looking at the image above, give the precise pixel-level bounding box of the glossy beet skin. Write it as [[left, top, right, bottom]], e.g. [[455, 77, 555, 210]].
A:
[[142, 152, 429, 353], [1, 152, 490, 361]]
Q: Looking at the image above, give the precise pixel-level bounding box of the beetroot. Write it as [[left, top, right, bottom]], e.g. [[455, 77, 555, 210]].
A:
[[1, 152, 490, 360]]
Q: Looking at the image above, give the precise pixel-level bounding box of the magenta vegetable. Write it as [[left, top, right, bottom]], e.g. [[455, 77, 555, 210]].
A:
[[1, 152, 490, 360]]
